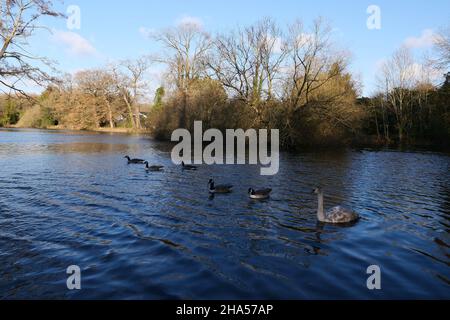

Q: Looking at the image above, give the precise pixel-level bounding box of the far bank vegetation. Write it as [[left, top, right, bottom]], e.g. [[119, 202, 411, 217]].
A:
[[1, 10, 449, 149]]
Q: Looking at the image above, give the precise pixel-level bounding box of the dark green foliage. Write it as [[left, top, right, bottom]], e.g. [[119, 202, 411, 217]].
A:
[[0, 99, 20, 126], [154, 87, 165, 110], [38, 107, 58, 128], [361, 73, 450, 147]]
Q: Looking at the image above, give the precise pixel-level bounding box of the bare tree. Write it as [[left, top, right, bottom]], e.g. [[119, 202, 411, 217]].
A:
[[154, 21, 211, 90], [259, 19, 288, 101], [109, 57, 151, 129], [74, 69, 117, 128], [110, 64, 135, 129], [153, 20, 212, 128], [120, 57, 151, 129], [207, 28, 253, 102], [0, 0, 62, 95], [379, 47, 418, 142], [208, 18, 287, 118], [276, 18, 349, 146], [433, 26, 450, 71], [284, 18, 347, 112]]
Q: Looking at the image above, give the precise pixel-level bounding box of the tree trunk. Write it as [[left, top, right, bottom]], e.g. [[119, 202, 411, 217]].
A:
[[134, 105, 141, 129], [179, 89, 187, 129], [122, 93, 136, 129], [92, 102, 100, 128], [105, 99, 114, 129], [398, 125, 404, 144], [374, 112, 380, 140], [108, 110, 114, 128]]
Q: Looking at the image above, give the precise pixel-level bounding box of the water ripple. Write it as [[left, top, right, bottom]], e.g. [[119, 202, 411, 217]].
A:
[[0, 129, 449, 299]]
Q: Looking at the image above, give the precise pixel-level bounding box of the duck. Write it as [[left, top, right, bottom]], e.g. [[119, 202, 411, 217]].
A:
[[181, 161, 198, 171], [144, 161, 164, 172], [208, 179, 233, 194], [124, 155, 145, 164], [248, 188, 272, 200], [313, 187, 360, 224]]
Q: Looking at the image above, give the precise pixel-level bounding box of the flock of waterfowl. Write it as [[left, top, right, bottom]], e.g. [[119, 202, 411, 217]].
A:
[[124, 155, 360, 224]]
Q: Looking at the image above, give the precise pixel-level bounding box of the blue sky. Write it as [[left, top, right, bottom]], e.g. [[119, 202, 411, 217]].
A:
[[30, 0, 450, 96]]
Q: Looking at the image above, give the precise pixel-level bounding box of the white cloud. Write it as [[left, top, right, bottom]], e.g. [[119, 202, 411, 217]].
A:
[[374, 58, 442, 87], [52, 30, 98, 57], [408, 62, 442, 84], [139, 27, 156, 38], [176, 15, 204, 29], [403, 29, 436, 49]]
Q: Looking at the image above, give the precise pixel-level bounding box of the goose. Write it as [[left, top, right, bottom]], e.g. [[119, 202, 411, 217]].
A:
[[208, 179, 233, 194], [144, 161, 164, 172], [124, 155, 145, 164], [313, 187, 360, 224], [248, 188, 272, 200], [181, 161, 198, 171]]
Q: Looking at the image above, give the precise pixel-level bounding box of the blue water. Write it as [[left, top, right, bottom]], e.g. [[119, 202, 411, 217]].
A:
[[0, 128, 449, 299]]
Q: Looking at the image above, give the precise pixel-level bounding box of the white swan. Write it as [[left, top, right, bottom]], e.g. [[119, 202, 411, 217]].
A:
[[313, 187, 360, 224]]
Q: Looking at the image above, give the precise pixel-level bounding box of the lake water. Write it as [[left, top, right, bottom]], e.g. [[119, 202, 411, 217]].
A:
[[0, 128, 449, 299]]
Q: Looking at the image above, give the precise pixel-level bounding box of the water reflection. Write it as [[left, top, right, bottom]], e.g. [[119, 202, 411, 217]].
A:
[[0, 128, 449, 299]]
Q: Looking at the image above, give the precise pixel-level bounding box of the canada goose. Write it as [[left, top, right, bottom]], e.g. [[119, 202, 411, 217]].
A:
[[124, 156, 145, 164], [248, 188, 272, 200], [144, 161, 164, 172], [181, 161, 198, 170], [313, 187, 360, 224], [208, 179, 233, 194]]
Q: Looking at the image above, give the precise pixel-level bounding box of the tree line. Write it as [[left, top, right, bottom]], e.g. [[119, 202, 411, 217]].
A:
[[1, 1, 449, 149]]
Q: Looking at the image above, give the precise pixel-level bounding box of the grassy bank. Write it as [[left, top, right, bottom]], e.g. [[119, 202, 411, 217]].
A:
[[3, 123, 149, 135], [45, 126, 147, 134]]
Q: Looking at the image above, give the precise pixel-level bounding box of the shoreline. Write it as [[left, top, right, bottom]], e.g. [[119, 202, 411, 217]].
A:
[[47, 125, 150, 135], [1, 125, 149, 135], [2, 125, 449, 154]]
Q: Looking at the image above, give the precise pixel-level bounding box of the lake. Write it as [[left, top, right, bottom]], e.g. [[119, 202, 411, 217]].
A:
[[0, 128, 449, 299]]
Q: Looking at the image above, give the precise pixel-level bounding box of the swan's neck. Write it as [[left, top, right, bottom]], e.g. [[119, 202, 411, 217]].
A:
[[317, 192, 325, 221]]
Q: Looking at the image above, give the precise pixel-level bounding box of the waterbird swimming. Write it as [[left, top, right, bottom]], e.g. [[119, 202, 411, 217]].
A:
[[181, 161, 198, 171], [144, 161, 164, 172], [248, 188, 272, 200], [208, 179, 233, 194], [124, 156, 146, 164], [313, 187, 360, 224]]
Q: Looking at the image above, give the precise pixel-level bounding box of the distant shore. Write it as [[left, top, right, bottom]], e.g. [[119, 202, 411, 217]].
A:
[[2, 124, 149, 135], [2, 125, 449, 153]]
